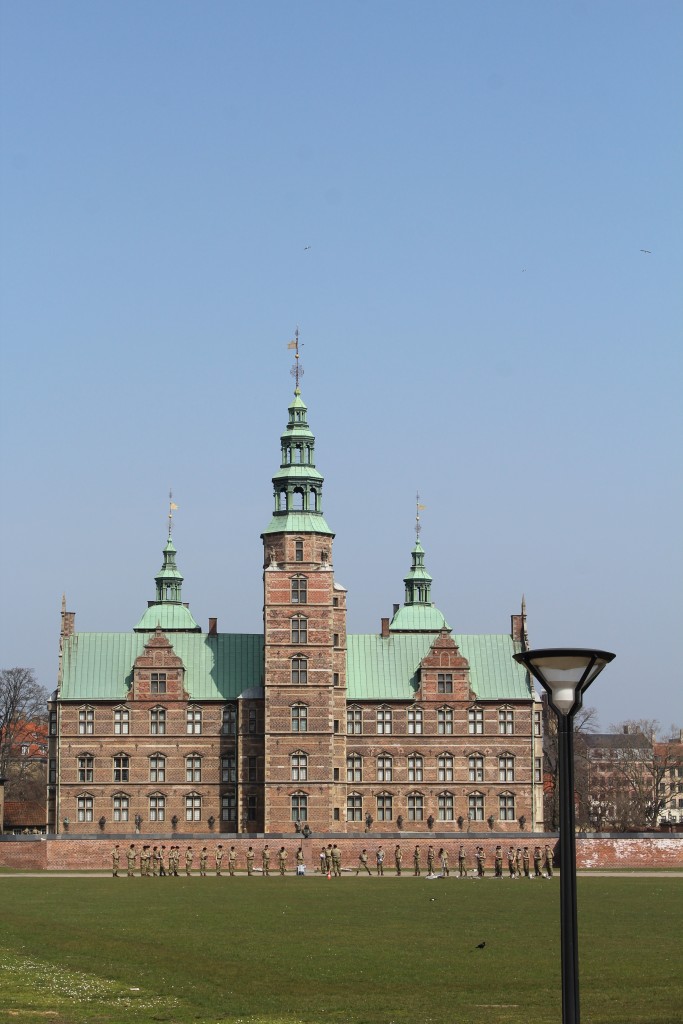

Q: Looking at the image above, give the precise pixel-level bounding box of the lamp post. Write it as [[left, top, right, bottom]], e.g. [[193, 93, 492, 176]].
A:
[[513, 648, 615, 1024]]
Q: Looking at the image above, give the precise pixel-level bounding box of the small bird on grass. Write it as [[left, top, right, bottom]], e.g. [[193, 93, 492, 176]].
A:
[[475, 941, 486, 949]]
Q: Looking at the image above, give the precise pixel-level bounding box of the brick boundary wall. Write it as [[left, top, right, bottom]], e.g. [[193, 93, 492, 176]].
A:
[[1, 833, 681, 871]]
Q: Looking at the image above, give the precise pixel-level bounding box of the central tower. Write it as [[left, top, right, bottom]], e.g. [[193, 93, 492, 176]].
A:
[[261, 355, 347, 832]]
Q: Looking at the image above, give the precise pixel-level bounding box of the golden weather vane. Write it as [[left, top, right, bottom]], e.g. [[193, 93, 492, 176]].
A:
[[288, 327, 304, 390], [168, 489, 179, 536]]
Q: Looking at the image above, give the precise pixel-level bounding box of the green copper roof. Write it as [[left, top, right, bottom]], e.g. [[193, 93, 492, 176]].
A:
[[262, 512, 334, 536], [346, 633, 532, 702], [389, 604, 450, 632], [60, 633, 263, 701], [134, 603, 200, 632]]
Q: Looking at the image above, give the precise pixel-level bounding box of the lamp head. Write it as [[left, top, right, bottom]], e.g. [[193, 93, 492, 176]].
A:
[[514, 648, 615, 717]]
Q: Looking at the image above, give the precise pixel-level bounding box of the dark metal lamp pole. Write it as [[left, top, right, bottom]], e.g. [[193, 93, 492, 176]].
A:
[[514, 648, 615, 1024]]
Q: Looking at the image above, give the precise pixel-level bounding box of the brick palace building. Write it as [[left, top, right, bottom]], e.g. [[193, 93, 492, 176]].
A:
[[47, 378, 544, 836]]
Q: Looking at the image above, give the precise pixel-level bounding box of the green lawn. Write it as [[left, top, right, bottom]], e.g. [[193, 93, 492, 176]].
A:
[[0, 875, 681, 1024]]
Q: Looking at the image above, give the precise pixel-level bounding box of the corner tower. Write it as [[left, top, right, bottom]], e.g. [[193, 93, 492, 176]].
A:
[[261, 347, 347, 832]]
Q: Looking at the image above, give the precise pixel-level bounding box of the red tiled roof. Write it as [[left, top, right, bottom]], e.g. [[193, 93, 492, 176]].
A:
[[3, 800, 46, 828]]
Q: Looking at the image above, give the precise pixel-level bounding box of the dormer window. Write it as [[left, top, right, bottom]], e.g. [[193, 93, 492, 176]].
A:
[[437, 673, 453, 694], [151, 672, 167, 694]]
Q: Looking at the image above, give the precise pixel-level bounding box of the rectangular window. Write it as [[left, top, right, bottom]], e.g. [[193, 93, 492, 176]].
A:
[[499, 755, 515, 783], [113, 755, 129, 783], [113, 794, 129, 822], [49, 711, 57, 736], [247, 795, 257, 821], [291, 577, 307, 604], [114, 707, 129, 735], [333, 633, 340, 647], [333, 807, 340, 821], [377, 793, 393, 821], [292, 793, 307, 822], [186, 755, 202, 783], [150, 755, 165, 783], [291, 657, 308, 684], [333, 720, 339, 733], [291, 753, 307, 782], [346, 754, 362, 783], [438, 708, 453, 735], [468, 708, 483, 735], [49, 758, 57, 785], [292, 705, 308, 733], [468, 793, 484, 821], [221, 791, 236, 821], [79, 707, 94, 735], [438, 792, 454, 821], [499, 793, 515, 821], [535, 757, 542, 784], [248, 756, 257, 782], [248, 709, 257, 733], [438, 755, 453, 782], [151, 672, 167, 694], [408, 755, 423, 783], [377, 708, 392, 735], [346, 794, 363, 822], [222, 755, 236, 783], [377, 756, 393, 782], [291, 618, 308, 644], [333, 768, 340, 781], [469, 755, 484, 782], [408, 793, 424, 821], [295, 540, 304, 562], [77, 795, 93, 822], [333, 672, 340, 687], [437, 673, 453, 694], [77, 755, 93, 783], [347, 707, 362, 735], [534, 710, 542, 736], [185, 793, 201, 822], [186, 708, 202, 734], [408, 707, 423, 735], [223, 705, 237, 734], [499, 709, 514, 735], [149, 794, 165, 822], [151, 707, 166, 735]]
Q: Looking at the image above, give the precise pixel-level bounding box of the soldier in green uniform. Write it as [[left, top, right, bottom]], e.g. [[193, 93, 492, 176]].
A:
[[325, 845, 334, 876], [141, 846, 151, 877], [522, 846, 531, 878], [228, 846, 237, 876], [185, 846, 194, 876], [494, 845, 503, 878], [159, 845, 167, 876], [262, 845, 271, 876], [215, 844, 224, 876], [439, 848, 449, 877], [413, 845, 421, 876], [507, 846, 516, 878], [111, 844, 120, 877], [126, 844, 136, 877], [332, 844, 342, 877], [458, 845, 467, 878], [544, 844, 554, 877], [533, 846, 543, 877], [151, 846, 160, 876], [278, 846, 288, 875], [200, 847, 208, 876], [319, 847, 326, 873], [427, 845, 435, 876], [515, 847, 523, 878], [246, 846, 255, 875], [170, 846, 179, 876], [376, 846, 385, 876], [476, 846, 485, 878], [394, 844, 402, 876], [357, 849, 372, 875]]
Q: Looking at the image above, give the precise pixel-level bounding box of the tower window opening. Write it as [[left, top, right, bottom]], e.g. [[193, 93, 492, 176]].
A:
[[293, 488, 305, 510], [279, 490, 287, 510], [309, 489, 317, 511]]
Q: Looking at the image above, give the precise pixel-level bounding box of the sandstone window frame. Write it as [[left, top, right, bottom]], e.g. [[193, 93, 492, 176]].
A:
[[377, 753, 393, 782], [499, 791, 516, 821], [291, 616, 308, 645], [499, 753, 515, 783], [291, 751, 308, 782], [468, 791, 485, 821], [438, 706, 454, 735], [498, 706, 515, 735], [186, 706, 202, 735], [77, 753, 94, 783], [221, 790, 236, 821], [223, 704, 237, 735], [222, 754, 236, 783], [346, 792, 363, 822], [408, 705, 423, 735], [113, 706, 129, 735], [291, 575, 308, 604], [377, 792, 393, 821], [291, 703, 308, 733], [78, 705, 94, 736], [149, 753, 166, 783], [150, 706, 166, 735], [113, 792, 129, 822], [77, 793, 94, 822], [150, 672, 167, 695], [149, 793, 165, 822], [437, 672, 453, 694], [185, 792, 202, 822], [376, 706, 393, 735], [438, 791, 454, 821], [468, 753, 484, 783], [468, 706, 484, 735], [295, 539, 304, 562], [185, 753, 202, 783], [347, 705, 362, 735], [291, 656, 308, 684], [113, 753, 129, 783], [408, 753, 424, 783], [346, 753, 362, 783], [407, 792, 424, 821], [437, 753, 454, 782], [291, 791, 308, 822]]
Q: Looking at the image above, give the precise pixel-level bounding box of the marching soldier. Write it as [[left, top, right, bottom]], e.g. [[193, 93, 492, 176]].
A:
[[494, 845, 503, 878], [228, 846, 237, 876], [262, 845, 271, 877], [544, 844, 554, 878], [394, 844, 402, 876], [246, 846, 255, 875], [413, 845, 421, 876], [522, 846, 531, 878], [533, 846, 543, 877], [199, 847, 208, 876], [278, 846, 288, 875], [458, 845, 467, 878], [126, 844, 136, 877], [215, 844, 224, 876], [111, 844, 120, 877], [507, 846, 516, 878], [427, 845, 435, 876], [357, 849, 372, 875], [185, 846, 194, 876]]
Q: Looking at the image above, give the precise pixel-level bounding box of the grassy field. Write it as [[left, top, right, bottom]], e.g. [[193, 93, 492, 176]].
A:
[[0, 875, 681, 1024]]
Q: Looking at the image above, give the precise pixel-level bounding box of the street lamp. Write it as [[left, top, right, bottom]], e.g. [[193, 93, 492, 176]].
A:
[[513, 648, 615, 1024]]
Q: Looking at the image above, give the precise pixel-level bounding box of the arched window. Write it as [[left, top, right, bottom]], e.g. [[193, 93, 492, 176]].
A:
[[309, 489, 317, 511], [291, 617, 308, 644], [499, 754, 515, 783], [185, 754, 202, 783], [279, 489, 287, 510], [346, 753, 362, 783], [149, 753, 166, 783], [499, 792, 515, 820], [408, 753, 423, 783], [408, 793, 424, 821], [185, 793, 201, 822], [438, 791, 454, 821], [113, 793, 129, 822], [293, 487, 305, 510], [291, 751, 308, 781], [377, 754, 393, 782], [291, 657, 308, 684], [346, 793, 363, 822], [291, 576, 307, 604], [291, 792, 308, 822], [408, 706, 423, 735], [438, 753, 453, 782]]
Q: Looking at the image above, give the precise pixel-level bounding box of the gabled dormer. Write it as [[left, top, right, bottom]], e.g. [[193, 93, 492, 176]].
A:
[[417, 629, 474, 701], [130, 628, 188, 701]]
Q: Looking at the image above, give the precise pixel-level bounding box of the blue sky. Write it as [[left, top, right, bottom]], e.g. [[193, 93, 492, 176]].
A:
[[1, 2, 681, 731]]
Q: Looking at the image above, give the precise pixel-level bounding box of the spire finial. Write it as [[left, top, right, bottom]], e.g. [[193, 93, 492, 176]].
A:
[[288, 327, 304, 392], [415, 492, 426, 541], [168, 489, 178, 537]]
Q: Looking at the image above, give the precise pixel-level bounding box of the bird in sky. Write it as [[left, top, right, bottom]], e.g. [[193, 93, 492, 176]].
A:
[[304, 246, 311, 250], [640, 249, 652, 254]]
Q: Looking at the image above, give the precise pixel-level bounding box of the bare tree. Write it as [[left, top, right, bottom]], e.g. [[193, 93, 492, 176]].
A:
[[543, 703, 598, 831], [0, 668, 49, 799], [603, 720, 682, 830]]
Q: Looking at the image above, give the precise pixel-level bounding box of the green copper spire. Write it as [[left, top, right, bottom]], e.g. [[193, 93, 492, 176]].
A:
[[390, 520, 450, 633], [134, 515, 200, 632], [262, 383, 334, 537]]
